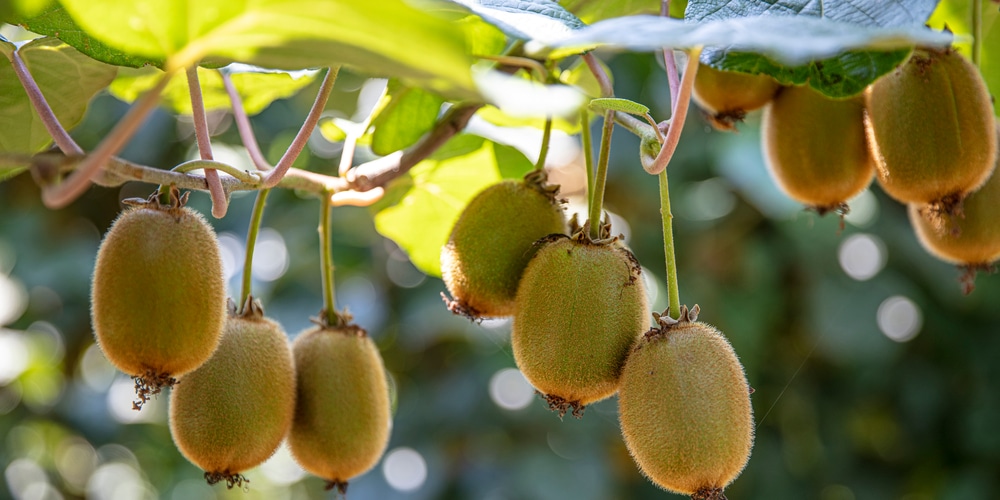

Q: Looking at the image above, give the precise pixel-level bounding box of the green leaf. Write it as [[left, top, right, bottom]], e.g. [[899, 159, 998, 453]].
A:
[[372, 134, 534, 277], [371, 81, 446, 156], [446, 0, 584, 46], [109, 65, 317, 116], [0, 166, 28, 183], [51, 0, 477, 99], [0, 37, 117, 154], [474, 68, 586, 118], [589, 97, 649, 115], [560, 0, 685, 24]]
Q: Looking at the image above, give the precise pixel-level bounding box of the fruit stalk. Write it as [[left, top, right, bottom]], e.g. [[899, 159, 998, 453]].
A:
[[320, 193, 337, 326], [581, 109, 595, 209], [185, 66, 228, 218], [241, 188, 271, 311], [973, 0, 982, 66], [589, 110, 615, 240], [535, 116, 553, 171], [659, 170, 682, 320]]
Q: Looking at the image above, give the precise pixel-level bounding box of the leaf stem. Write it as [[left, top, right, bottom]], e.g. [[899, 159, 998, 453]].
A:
[[534, 116, 553, 171], [972, 0, 982, 67], [658, 170, 681, 319], [9, 49, 84, 155], [582, 53, 613, 97], [580, 109, 594, 209], [588, 110, 614, 239], [262, 66, 339, 188], [186, 66, 229, 218], [219, 70, 272, 172], [240, 188, 270, 311], [641, 46, 702, 175], [319, 193, 336, 325]]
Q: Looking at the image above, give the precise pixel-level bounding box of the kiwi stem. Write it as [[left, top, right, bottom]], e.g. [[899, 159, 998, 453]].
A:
[[220, 70, 273, 172], [972, 0, 982, 66], [9, 49, 84, 156], [319, 192, 337, 325], [534, 116, 553, 171], [240, 188, 271, 311], [588, 110, 615, 240], [581, 109, 595, 209], [658, 170, 682, 320], [185, 66, 229, 218], [642, 46, 701, 175], [582, 53, 614, 98]]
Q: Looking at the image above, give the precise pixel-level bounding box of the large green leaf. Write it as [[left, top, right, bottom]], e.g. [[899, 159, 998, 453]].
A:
[[371, 81, 446, 157], [929, 0, 1000, 118], [560, 0, 685, 24], [0, 37, 117, 154], [372, 134, 534, 277], [50, 0, 477, 98], [13, 6, 161, 67], [446, 0, 584, 45], [109, 65, 317, 116]]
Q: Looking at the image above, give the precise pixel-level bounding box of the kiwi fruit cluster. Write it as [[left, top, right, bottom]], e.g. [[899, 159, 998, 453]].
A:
[[89, 188, 392, 491], [693, 63, 781, 131]]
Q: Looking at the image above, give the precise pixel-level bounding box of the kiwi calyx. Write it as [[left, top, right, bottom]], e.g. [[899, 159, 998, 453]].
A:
[[691, 486, 726, 500], [122, 185, 191, 220], [644, 305, 702, 340], [522, 169, 563, 204], [228, 296, 267, 320], [324, 479, 349, 494], [132, 369, 178, 411], [539, 391, 585, 419], [704, 109, 747, 132], [959, 263, 997, 295], [204, 471, 250, 490]]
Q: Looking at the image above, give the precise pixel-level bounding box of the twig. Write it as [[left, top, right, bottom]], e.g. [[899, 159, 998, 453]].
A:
[[186, 67, 228, 217], [582, 53, 614, 97], [9, 49, 84, 156], [220, 70, 273, 172]]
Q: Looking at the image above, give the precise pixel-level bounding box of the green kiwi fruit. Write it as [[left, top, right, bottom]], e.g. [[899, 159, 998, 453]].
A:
[[441, 170, 567, 319], [865, 48, 998, 210], [511, 223, 649, 417], [762, 85, 875, 214], [168, 303, 296, 488], [618, 307, 753, 499], [288, 322, 391, 491], [693, 63, 780, 131], [91, 191, 226, 407]]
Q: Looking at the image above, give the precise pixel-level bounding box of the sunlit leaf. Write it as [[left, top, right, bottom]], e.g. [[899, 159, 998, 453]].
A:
[[109, 64, 318, 116], [447, 0, 584, 45], [560, 0, 686, 24], [589, 97, 649, 115], [371, 81, 445, 156], [0, 37, 117, 154], [474, 69, 586, 118], [372, 134, 534, 277]]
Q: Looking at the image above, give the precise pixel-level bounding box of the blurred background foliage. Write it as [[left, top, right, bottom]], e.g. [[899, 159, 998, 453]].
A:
[[3, 28, 1000, 500]]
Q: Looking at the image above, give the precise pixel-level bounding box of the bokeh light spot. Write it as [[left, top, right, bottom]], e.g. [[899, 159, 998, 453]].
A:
[[838, 233, 886, 281], [382, 447, 427, 492], [0, 273, 28, 326], [252, 228, 289, 282], [489, 368, 534, 411], [877, 296, 922, 343], [0, 330, 29, 385]]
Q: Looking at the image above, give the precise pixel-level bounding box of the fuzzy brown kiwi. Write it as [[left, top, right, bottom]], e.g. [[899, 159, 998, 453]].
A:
[[865, 48, 998, 211], [618, 307, 753, 499], [511, 220, 650, 417], [288, 320, 390, 492], [91, 190, 226, 408], [441, 170, 567, 319], [693, 63, 780, 131], [762, 85, 875, 215], [168, 301, 296, 489]]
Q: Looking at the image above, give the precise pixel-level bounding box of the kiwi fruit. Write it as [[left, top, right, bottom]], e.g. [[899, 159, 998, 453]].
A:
[[762, 85, 875, 215], [693, 63, 780, 131], [511, 221, 650, 417], [618, 306, 753, 499], [865, 48, 998, 211], [168, 301, 296, 489], [91, 189, 226, 408], [441, 170, 567, 319], [288, 320, 391, 492]]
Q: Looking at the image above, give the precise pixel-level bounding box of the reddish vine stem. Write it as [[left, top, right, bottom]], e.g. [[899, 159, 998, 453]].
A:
[[642, 46, 701, 175], [9, 49, 84, 156], [582, 52, 614, 98], [186, 67, 229, 218], [219, 70, 272, 172]]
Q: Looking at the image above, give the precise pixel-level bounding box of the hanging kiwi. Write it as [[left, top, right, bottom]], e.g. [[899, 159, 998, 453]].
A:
[[762, 84, 875, 215], [287, 317, 391, 493], [865, 48, 998, 213], [91, 188, 226, 408], [693, 63, 780, 131], [441, 170, 567, 319], [511, 219, 650, 417], [618, 306, 753, 500], [168, 300, 296, 489]]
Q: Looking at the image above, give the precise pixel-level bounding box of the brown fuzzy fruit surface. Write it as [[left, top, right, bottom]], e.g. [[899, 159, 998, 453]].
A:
[[693, 64, 780, 131], [441, 178, 566, 318], [866, 49, 997, 205], [762, 85, 874, 213], [91, 205, 226, 380], [168, 314, 296, 477], [288, 325, 391, 485], [619, 321, 753, 496], [511, 236, 649, 412]]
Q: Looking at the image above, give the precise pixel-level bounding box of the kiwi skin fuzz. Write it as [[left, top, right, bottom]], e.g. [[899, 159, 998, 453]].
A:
[[618, 321, 753, 497], [91, 205, 226, 380], [168, 314, 296, 478], [511, 236, 650, 412], [288, 325, 391, 486], [865, 49, 998, 205], [442, 179, 567, 318], [762, 85, 874, 213], [693, 64, 780, 131]]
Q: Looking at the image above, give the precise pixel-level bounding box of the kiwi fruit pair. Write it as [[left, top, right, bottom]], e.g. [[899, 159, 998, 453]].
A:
[[865, 48, 997, 213], [762, 85, 875, 215], [441, 170, 567, 318], [287, 318, 391, 492], [618, 306, 753, 499], [511, 219, 650, 417], [168, 300, 296, 488], [693, 63, 781, 131], [91, 189, 227, 408]]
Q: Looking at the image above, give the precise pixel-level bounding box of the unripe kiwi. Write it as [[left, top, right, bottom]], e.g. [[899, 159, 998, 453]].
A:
[[865, 49, 998, 209], [511, 228, 650, 417], [618, 309, 753, 499], [168, 307, 296, 488], [441, 171, 567, 318], [288, 323, 391, 490], [693, 63, 780, 131], [762, 85, 875, 214], [91, 195, 226, 406]]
